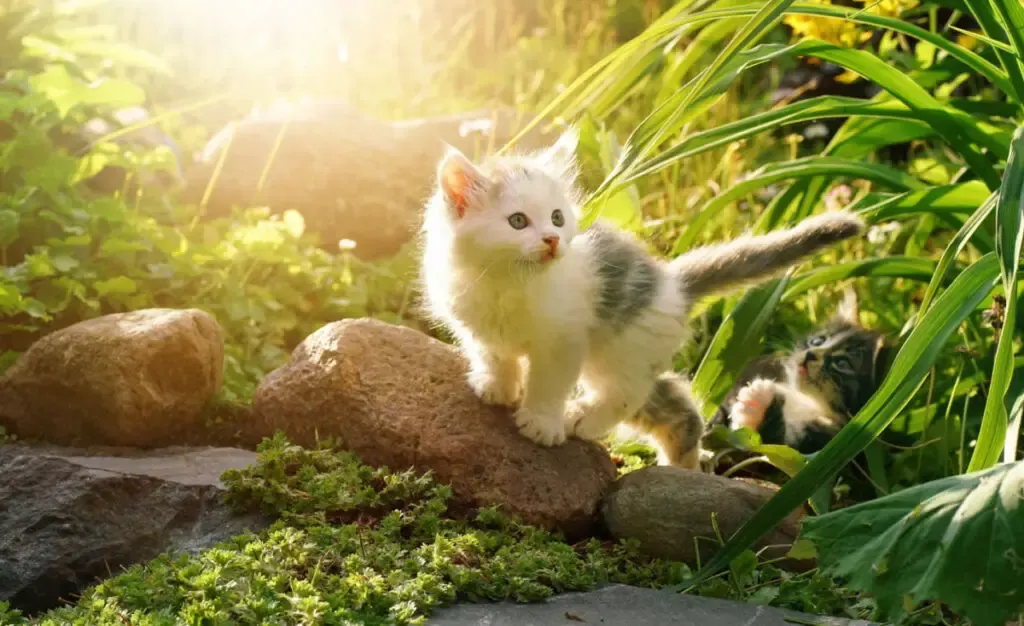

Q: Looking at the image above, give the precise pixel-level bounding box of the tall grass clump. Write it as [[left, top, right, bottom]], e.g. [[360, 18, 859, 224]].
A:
[[518, 1, 1024, 623]]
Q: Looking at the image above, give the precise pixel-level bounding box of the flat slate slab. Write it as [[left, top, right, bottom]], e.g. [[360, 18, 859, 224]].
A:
[[426, 584, 879, 626]]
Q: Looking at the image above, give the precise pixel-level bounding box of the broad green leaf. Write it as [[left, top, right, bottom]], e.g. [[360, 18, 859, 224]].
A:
[[0, 284, 22, 315], [968, 126, 1024, 471], [28, 65, 145, 119], [93, 276, 138, 296], [686, 253, 1001, 589], [59, 40, 172, 75], [0, 209, 19, 249], [801, 461, 1024, 626]]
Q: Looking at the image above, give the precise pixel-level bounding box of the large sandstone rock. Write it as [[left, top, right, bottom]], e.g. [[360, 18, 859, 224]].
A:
[[0, 445, 268, 614], [0, 308, 224, 447], [182, 101, 557, 260], [252, 318, 615, 539], [601, 466, 811, 569]]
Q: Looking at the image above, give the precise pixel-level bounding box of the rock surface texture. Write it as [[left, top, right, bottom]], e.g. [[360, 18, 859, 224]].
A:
[[253, 318, 616, 538], [183, 101, 557, 260], [0, 308, 224, 447], [601, 466, 809, 568], [425, 584, 875, 626], [0, 445, 266, 615]]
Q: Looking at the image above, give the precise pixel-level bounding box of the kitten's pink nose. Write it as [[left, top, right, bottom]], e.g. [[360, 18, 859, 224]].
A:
[[542, 235, 560, 253]]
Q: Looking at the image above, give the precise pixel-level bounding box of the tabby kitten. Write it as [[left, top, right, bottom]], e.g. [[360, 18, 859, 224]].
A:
[[715, 290, 893, 453], [419, 128, 864, 468]]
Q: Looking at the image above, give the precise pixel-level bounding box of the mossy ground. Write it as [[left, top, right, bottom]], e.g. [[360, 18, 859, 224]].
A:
[[0, 433, 920, 626]]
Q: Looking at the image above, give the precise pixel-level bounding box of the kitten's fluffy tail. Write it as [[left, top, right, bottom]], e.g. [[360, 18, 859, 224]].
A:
[[671, 211, 864, 300]]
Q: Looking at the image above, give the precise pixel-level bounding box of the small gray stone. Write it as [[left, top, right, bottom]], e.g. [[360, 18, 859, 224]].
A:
[[601, 466, 809, 568], [0, 445, 268, 615], [425, 584, 880, 625]]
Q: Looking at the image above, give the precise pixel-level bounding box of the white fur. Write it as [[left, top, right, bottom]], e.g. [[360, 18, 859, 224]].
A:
[[420, 131, 691, 447], [420, 130, 860, 450], [729, 378, 834, 447]]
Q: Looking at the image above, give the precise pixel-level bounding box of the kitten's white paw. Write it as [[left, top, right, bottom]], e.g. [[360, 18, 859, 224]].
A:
[[565, 402, 613, 442], [730, 378, 777, 431], [515, 407, 567, 446], [468, 370, 521, 407]]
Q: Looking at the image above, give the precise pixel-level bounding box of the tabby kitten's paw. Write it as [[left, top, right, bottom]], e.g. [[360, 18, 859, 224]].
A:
[[468, 370, 522, 407], [730, 378, 778, 431], [515, 407, 567, 446]]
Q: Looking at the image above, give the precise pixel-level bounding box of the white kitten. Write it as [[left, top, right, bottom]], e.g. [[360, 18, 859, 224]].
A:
[[419, 128, 863, 468]]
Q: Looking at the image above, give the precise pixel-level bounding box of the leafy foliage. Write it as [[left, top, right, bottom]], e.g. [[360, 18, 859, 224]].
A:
[[802, 461, 1024, 626], [0, 11, 413, 397]]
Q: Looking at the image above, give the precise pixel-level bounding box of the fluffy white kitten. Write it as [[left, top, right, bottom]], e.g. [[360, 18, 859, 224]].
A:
[[419, 128, 863, 468]]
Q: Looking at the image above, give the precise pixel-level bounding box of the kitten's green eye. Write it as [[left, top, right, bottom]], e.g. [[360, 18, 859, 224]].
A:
[[809, 336, 826, 347], [551, 209, 565, 227], [508, 213, 529, 230]]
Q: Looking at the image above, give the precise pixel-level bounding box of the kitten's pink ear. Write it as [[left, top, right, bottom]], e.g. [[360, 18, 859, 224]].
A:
[[543, 126, 580, 171], [438, 147, 487, 218]]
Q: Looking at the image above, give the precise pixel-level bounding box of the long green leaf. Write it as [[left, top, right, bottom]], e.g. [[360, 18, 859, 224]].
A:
[[968, 126, 1024, 471], [968, 0, 1024, 104], [789, 40, 1003, 189], [671, 156, 924, 254], [691, 256, 943, 412], [917, 192, 999, 316], [691, 277, 790, 414], [592, 1, 798, 202], [685, 253, 1001, 588], [629, 97, 934, 183], [781, 257, 938, 300], [856, 182, 992, 221]]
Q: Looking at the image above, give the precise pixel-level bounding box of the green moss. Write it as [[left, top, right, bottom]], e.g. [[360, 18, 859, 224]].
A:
[[0, 434, 924, 626]]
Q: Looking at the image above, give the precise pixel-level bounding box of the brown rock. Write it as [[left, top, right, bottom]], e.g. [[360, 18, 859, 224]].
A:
[[252, 318, 615, 539], [182, 101, 557, 260], [601, 466, 811, 569], [0, 309, 224, 447]]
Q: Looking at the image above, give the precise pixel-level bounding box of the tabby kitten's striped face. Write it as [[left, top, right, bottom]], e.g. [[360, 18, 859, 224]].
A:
[[788, 320, 888, 417]]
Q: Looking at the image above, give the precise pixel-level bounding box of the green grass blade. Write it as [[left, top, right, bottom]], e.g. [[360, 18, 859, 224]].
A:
[[685, 253, 1001, 589], [690, 277, 790, 414], [786, 40, 1003, 188], [856, 182, 993, 221], [670, 156, 925, 254], [627, 97, 933, 183], [917, 191, 998, 316], [781, 257, 939, 300], [969, 0, 1024, 103], [967, 126, 1024, 471], [691, 256, 943, 413], [592, 1, 797, 201], [791, 2, 1013, 96]]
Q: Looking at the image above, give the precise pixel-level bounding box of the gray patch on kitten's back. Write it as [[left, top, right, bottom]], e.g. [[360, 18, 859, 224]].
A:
[[585, 223, 659, 329]]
